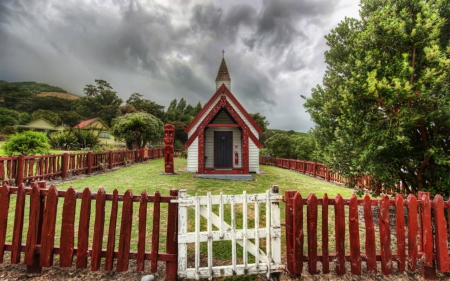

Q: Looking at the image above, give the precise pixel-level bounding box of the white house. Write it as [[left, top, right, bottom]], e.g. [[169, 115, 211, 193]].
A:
[[184, 57, 263, 175]]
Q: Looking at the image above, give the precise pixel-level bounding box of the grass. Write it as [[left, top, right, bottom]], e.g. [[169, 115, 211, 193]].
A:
[[5, 157, 358, 267]]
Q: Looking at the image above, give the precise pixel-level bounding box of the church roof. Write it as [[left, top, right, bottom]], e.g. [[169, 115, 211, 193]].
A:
[[215, 58, 231, 81]]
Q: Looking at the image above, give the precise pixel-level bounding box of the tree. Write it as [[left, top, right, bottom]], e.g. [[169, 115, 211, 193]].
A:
[[126, 93, 165, 119], [166, 120, 188, 143], [249, 113, 269, 132], [75, 80, 123, 126], [3, 131, 50, 155], [31, 109, 61, 125], [265, 134, 294, 158], [58, 111, 83, 127], [303, 0, 450, 195], [0, 108, 21, 128], [111, 112, 164, 149]]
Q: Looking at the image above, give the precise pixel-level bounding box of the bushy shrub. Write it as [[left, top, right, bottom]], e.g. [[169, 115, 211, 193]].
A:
[[3, 131, 50, 155], [2, 126, 17, 135], [48, 130, 78, 150], [73, 129, 100, 149]]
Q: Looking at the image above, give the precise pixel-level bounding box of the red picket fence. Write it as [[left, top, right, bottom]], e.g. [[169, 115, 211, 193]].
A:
[[0, 182, 179, 280], [260, 156, 406, 194], [285, 190, 450, 279], [0, 148, 186, 187]]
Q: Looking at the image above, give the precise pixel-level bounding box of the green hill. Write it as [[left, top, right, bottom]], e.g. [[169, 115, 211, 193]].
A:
[[4, 81, 68, 95]]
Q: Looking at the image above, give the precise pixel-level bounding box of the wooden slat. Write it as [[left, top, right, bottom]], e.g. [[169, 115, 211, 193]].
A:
[[105, 189, 119, 271], [379, 195, 393, 275], [307, 193, 317, 274], [39, 185, 58, 267], [433, 195, 450, 272], [349, 194, 361, 275], [60, 187, 76, 267], [363, 194, 376, 273], [334, 194, 345, 275], [407, 194, 418, 271], [117, 190, 133, 272], [0, 184, 10, 263], [165, 189, 179, 281], [292, 192, 303, 275], [321, 193, 329, 274], [421, 194, 434, 267], [151, 191, 161, 273], [137, 191, 148, 271], [76, 188, 92, 268], [24, 184, 41, 265], [285, 191, 296, 276], [11, 184, 26, 264], [91, 188, 106, 271], [395, 194, 406, 271]]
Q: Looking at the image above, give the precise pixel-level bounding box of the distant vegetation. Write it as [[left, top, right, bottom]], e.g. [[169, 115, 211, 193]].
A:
[[0, 80, 67, 94]]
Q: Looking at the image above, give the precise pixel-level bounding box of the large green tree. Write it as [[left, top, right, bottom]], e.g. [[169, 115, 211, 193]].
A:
[[304, 0, 450, 195], [249, 113, 270, 132], [111, 112, 164, 149], [126, 93, 165, 119]]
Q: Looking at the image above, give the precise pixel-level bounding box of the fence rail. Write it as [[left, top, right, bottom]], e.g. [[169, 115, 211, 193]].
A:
[[284, 190, 450, 279], [0, 148, 185, 186], [260, 156, 405, 194], [0, 181, 179, 280]]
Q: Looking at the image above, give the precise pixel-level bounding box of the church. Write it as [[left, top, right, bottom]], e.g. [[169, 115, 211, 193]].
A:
[[184, 55, 263, 178]]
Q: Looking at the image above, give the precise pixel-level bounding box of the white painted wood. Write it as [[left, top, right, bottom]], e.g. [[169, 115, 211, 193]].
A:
[[226, 98, 258, 136], [249, 139, 260, 173], [186, 95, 221, 135], [204, 127, 242, 168], [175, 190, 283, 280], [186, 137, 198, 172], [216, 80, 231, 90], [271, 186, 282, 266]]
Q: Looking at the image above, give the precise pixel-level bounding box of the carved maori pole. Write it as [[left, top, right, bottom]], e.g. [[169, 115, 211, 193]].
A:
[[163, 124, 175, 174]]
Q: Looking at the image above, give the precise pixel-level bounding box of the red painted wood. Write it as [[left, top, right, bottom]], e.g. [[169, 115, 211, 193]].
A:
[[91, 188, 106, 271], [105, 189, 119, 271], [432, 195, 450, 272], [61, 153, 68, 179], [420, 193, 436, 279], [395, 194, 406, 271], [137, 191, 148, 271], [285, 191, 296, 276], [0, 184, 10, 263], [321, 194, 329, 274], [363, 194, 376, 273], [166, 189, 179, 281], [15, 155, 24, 186], [11, 184, 25, 264], [334, 194, 345, 275], [39, 185, 58, 267], [406, 194, 418, 271], [307, 193, 317, 274], [59, 187, 76, 267], [349, 194, 361, 275], [151, 191, 161, 273], [292, 192, 303, 276], [76, 188, 92, 269], [379, 195, 393, 275], [117, 190, 133, 272], [24, 184, 41, 265]]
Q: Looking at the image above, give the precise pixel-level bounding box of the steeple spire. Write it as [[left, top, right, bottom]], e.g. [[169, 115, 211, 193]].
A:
[[215, 52, 231, 90]]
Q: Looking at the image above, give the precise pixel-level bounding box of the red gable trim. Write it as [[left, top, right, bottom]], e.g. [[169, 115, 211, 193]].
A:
[[184, 84, 263, 134], [74, 118, 98, 128], [184, 96, 263, 149]]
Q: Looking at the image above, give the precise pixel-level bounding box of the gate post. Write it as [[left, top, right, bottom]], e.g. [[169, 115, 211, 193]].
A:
[[166, 189, 179, 281], [285, 190, 296, 278], [177, 190, 188, 277], [270, 186, 282, 280]]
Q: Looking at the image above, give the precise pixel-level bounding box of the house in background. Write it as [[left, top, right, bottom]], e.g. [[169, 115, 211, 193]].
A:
[[15, 118, 66, 133], [74, 118, 115, 145], [184, 56, 263, 179]]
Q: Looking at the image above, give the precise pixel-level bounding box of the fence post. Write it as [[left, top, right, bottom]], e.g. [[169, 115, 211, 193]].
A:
[[15, 155, 25, 186], [285, 190, 296, 277], [139, 148, 145, 161], [26, 182, 42, 274], [87, 152, 93, 174], [108, 151, 113, 169], [166, 189, 179, 281], [419, 192, 437, 279], [61, 153, 68, 179], [313, 162, 317, 178]]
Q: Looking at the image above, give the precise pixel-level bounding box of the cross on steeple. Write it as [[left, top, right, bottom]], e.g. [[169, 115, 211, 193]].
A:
[[222, 49, 225, 58]]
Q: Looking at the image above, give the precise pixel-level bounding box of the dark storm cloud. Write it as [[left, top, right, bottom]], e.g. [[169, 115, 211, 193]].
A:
[[0, 0, 359, 131]]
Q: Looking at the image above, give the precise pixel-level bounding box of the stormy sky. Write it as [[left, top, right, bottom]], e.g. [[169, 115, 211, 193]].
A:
[[0, 0, 360, 132]]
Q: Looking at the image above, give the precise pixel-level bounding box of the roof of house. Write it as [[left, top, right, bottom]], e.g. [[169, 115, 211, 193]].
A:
[[73, 117, 111, 129], [184, 83, 263, 134], [215, 57, 231, 82]]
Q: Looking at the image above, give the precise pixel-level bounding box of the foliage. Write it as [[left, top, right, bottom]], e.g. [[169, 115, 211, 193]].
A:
[[126, 93, 165, 119], [31, 96, 74, 112], [3, 131, 50, 155], [167, 120, 188, 144], [249, 113, 269, 132], [3, 81, 67, 94], [31, 109, 61, 125], [0, 84, 36, 112], [74, 79, 122, 126], [111, 112, 164, 149], [303, 0, 450, 195], [264, 132, 320, 161], [2, 126, 17, 135], [0, 107, 21, 128], [264, 134, 293, 158], [72, 129, 100, 149], [48, 130, 78, 150], [58, 111, 83, 127]]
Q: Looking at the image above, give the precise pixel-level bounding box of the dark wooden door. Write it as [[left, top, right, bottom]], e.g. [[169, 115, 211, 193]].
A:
[[214, 131, 232, 168]]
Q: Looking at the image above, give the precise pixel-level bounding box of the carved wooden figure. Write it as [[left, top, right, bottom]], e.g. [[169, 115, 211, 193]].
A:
[[163, 124, 175, 173]]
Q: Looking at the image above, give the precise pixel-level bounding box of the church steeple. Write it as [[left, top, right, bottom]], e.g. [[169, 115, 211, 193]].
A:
[[215, 51, 231, 90]]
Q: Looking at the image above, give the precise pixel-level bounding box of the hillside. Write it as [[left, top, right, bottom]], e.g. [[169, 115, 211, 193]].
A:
[[0, 80, 68, 95], [37, 92, 80, 100]]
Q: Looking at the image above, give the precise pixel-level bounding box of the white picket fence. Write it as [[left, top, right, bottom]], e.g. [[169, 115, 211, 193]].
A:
[[174, 186, 284, 280]]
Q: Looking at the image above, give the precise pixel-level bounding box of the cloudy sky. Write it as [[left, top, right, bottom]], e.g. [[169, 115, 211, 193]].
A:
[[0, 0, 360, 132]]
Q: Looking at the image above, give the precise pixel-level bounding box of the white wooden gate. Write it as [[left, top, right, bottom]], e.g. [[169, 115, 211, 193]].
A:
[[174, 186, 283, 280]]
